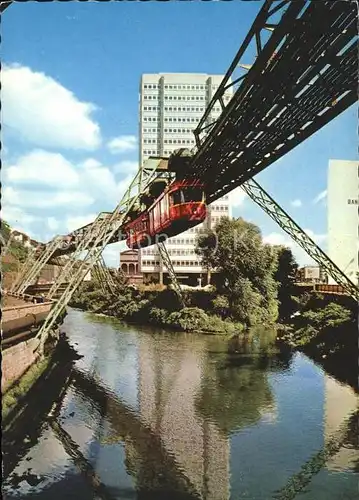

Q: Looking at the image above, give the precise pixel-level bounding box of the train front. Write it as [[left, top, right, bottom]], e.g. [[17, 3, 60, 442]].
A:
[[169, 180, 207, 226]]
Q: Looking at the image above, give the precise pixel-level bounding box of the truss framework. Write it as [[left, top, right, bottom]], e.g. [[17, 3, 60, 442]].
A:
[[240, 178, 359, 301], [12, 239, 61, 294], [45, 214, 110, 299], [190, 0, 357, 203], [36, 162, 160, 353], [157, 242, 184, 306], [92, 256, 117, 295], [8, 247, 38, 294]]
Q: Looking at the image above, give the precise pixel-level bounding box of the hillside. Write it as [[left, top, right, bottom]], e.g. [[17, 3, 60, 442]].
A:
[[1, 220, 31, 288]]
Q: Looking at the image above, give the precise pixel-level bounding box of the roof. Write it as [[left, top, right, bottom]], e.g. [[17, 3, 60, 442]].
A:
[[120, 249, 138, 255]]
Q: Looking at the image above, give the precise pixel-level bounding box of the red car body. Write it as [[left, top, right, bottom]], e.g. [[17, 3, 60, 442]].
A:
[[124, 180, 206, 249]]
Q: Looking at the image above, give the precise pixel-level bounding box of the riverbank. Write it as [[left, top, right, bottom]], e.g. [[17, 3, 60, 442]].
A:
[[277, 293, 358, 390], [2, 333, 82, 479], [70, 285, 248, 335], [2, 333, 79, 425], [71, 284, 358, 389]]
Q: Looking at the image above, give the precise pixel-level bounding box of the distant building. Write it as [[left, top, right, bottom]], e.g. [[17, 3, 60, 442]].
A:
[[119, 249, 143, 285], [139, 73, 233, 285], [327, 160, 358, 285], [11, 230, 39, 249], [37, 264, 62, 284], [297, 266, 326, 284]]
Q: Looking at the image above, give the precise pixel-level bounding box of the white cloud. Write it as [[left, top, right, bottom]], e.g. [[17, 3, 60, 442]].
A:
[[229, 187, 247, 208], [303, 228, 327, 244], [263, 229, 327, 266], [5, 149, 79, 187], [81, 159, 121, 201], [263, 232, 291, 247], [2, 64, 101, 150], [102, 242, 126, 268], [65, 214, 98, 232], [47, 217, 60, 232], [0, 204, 42, 240], [114, 160, 139, 175], [3, 150, 132, 209], [1, 204, 37, 227], [107, 135, 137, 154], [81, 158, 102, 169], [313, 190, 327, 204], [2, 186, 94, 209], [290, 199, 302, 208]]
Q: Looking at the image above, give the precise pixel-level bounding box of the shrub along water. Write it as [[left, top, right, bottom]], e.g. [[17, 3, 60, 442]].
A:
[[71, 217, 300, 334], [278, 292, 358, 389], [71, 283, 244, 335]]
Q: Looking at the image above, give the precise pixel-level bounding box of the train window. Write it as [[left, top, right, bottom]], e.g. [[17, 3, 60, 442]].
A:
[[182, 187, 204, 202], [172, 190, 183, 205]]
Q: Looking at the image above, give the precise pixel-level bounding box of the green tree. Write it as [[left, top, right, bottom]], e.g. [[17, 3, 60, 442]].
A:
[[273, 246, 298, 322], [212, 295, 230, 318], [1, 220, 11, 244], [196, 217, 278, 326], [301, 302, 352, 330]]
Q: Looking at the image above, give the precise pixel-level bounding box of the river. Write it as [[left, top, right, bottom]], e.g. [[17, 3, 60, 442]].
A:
[[3, 308, 358, 500]]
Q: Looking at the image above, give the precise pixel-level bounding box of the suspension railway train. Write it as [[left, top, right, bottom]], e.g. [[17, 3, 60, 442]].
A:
[[124, 179, 206, 249]]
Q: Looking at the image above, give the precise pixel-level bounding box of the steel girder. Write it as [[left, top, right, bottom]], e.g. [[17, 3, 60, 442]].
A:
[[190, 0, 357, 203], [45, 213, 111, 299], [92, 256, 117, 295], [157, 242, 184, 305], [13, 239, 62, 294], [240, 178, 359, 301], [8, 248, 37, 294], [35, 163, 159, 353]]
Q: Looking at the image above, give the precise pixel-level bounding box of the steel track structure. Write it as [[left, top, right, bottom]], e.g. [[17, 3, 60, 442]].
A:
[[35, 163, 161, 353], [157, 242, 184, 305], [12, 239, 61, 294], [240, 179, 359, 301], [191, 0, 357, 202], [92, 256, 117, 295], [45, 213, 113, 300], [8, 247, 38, 294]]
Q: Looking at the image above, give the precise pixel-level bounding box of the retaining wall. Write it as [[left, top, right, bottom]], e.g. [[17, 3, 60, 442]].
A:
[[1, 337, 41, 392], [3, 302, 53, 322]]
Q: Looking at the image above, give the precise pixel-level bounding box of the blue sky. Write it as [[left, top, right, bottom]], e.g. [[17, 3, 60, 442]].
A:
[[2, 1, 357, 266]]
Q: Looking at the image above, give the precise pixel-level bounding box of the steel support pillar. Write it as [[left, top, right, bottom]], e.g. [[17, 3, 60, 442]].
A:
[[240, 178, 359, 301], [35, 163, 159, 354], [157, 242, 184, 306], [13, 239, 61, 294]]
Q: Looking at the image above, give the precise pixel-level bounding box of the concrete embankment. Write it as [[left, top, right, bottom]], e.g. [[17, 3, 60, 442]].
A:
[[2, 298, 56, 392]]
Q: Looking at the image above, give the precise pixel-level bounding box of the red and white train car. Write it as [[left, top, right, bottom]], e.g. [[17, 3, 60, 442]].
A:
[[124, 180, 206, 249]]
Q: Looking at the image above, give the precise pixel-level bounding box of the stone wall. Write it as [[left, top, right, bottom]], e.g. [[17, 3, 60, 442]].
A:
[[1, 337, 41, 392], [2, 302, 53, 322]]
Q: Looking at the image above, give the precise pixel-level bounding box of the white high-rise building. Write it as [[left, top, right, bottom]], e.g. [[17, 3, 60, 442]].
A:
[[139, 73, 233, 285], [327, 159, 358, 285]]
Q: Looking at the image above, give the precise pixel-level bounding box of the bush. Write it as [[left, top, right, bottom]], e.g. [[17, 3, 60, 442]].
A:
[[166, 307, 210, 332], [212, 295, 230, 318], [204, 314, 242, 334], [71, 282, 245, 335], [301, 302, 352, 330], [149, 307, 169, 325]]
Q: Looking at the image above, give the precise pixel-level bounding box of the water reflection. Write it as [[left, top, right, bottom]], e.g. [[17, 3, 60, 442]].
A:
[[2, 309, 358, 500]]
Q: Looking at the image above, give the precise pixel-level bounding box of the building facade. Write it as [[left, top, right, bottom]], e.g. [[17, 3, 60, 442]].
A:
[[119, 249, 143, 285], [327, 159, 358, 285], [297, 265, 326, 284], [139, 73, 233, 284]]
